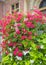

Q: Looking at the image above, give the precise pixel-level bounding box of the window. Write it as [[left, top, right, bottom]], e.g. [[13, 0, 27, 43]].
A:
[[39, 0, 46, 8], [11, 3, 19, 13], [12, 5, 14, 13], [12, 5, 14, 10], [39, 0, 46, 14], [16, 3, 19, 12]]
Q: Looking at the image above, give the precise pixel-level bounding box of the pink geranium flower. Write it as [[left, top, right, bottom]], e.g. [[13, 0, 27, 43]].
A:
[[17, 23, 21, 27], [31, 24, 35, 28], [26, 22, 32, 28], [16, 12, 23, 22], [8, 43, 13, 47], [16, 29, 20, 34], [27, 13, 31, 18], [28, 31, 32, 35], [14, 23, 21, 27], [26, 22, 35, 28], [18, 52, 23, 57], [21, 35, 27, 40], [22, 28, 27, 34], [13, 51, 17, 56], [13, 47, 19, 56], [15, 27, 20, 34], [16, 16, 21, 22]]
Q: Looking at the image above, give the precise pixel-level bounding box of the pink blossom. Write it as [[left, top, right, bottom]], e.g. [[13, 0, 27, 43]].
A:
[[21, 35, 27, 40], [16, 16, 21, 22], [13, 47, 19, 56], [28, 32, 32, 35], [29, 17, 34, 20], [18, 52, 23, 57], [16, 12, 23, 22], [2, 28, 6, 34], [17, 12, 22, 16], [26, 22, 35, 28], [31, 24, 35, 28], [34, 9, 43, 16], [8, 43, 13, 47], [27, 13, 31, 18], [13, 51, 17, 56], [15, 47, 19, 52], [15, 27, 20, 34], [22, 28, 27, 34], [14, 23, 21, 27], [37, 15, 42, 19], [24, 18, 28, 22], [16, 29, 20, 34], [17, 23, 21, 27], [24, 18, 28, 24]]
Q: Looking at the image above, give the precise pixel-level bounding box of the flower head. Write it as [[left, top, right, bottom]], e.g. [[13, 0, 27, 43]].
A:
[[18, 52, 23, 57]]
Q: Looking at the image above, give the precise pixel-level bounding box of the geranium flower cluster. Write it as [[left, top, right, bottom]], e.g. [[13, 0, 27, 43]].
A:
[[0, 10, 46, 65]]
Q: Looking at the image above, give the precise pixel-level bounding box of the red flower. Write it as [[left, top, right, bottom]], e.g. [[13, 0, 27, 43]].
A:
[[16, 29, 20, 34], [26, 22, 32, 28], [13, 47, 19, 56], [24, 18, 28, 24], [17, 23, 21, 27], [2, 28, 6, 34], [22, 28, 27, 34], [28, 32, 32, 35], [8, 43, 13, 47], [31, 24, 35, 28], [29, 17, 33, 20], [16, 12, 23, 22], [16, 30, 20, 34], [21, 35, 27, 40], [26, 22, 35, 28], [18, 52, 23, 57], [13, 51, 17, 56], [27, 13, 31, 18], [16, 17, 21, 22]]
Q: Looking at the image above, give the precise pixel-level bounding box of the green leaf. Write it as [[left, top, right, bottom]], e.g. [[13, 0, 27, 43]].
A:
[[2, 55, 10, 64], [25, 61, 30, 65], [30, 42, 37, 50], [42, 38, 46, 43], [22, 40, 28, 48], [13, 62, 17, 65]]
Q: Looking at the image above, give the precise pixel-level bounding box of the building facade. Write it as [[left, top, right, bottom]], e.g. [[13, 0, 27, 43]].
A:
[[0, 0, 43, 19]]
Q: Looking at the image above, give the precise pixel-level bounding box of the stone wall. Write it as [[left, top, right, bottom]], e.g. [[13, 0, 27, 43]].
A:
[[0, 2, 3, 19], [0, 0, 43, 19], [0, 0, 24, 19]]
